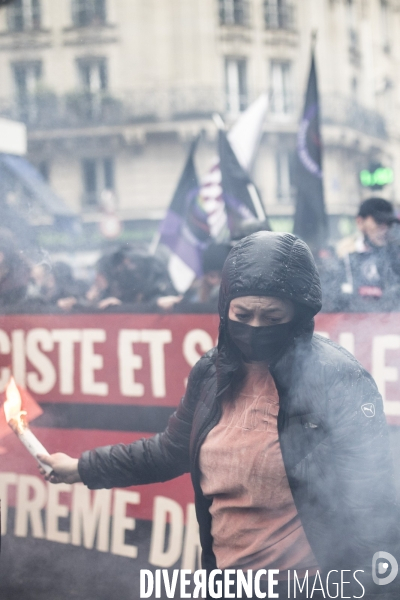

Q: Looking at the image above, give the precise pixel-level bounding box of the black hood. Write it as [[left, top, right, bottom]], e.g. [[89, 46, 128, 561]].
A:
[[218, 231, 322, 319], [216, 232, 322, 393]]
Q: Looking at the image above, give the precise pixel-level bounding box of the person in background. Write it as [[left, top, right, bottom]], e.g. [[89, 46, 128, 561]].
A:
[[28, 262, 51, 300], [27, 261, 87, 311], [50, 262, 87, 309], [314, 246, 345, 313], [85, 253, 114, 306], [336, 197, 400, 311], [157, 242, 231, 312], [98, 245, 176, 310], [0, 228, 30, 309], [182, 242, 232, 307]]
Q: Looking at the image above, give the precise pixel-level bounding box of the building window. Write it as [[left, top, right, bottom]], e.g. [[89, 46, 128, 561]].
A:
[[82, 158, 114, 207], [76, 57, 108, 118], [12, 61, 42, 122], [276, 150, 294, 204], [77, 58, 108, 94], [351, 76, 358, 100], [346, 0, 360, 60], [38, 160, 49, 181], [219, 0, 249, 26], [225, 58, 247, 115], [264, 0, 294, 30], [381, 0, 390, 52], [7, 0, 41, 32], [103, 157, 114, 190], [72, 0, 106, 28], [346, 0, 356, 26], [270, 60, 292, 115]]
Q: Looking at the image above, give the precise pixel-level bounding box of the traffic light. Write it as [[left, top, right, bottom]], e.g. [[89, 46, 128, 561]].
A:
[[359, 164, 394, 189]]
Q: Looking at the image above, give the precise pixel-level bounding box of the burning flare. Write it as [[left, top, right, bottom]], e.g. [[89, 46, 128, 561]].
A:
[[4, 376, 28, 434], [3, 376, 52, 474]]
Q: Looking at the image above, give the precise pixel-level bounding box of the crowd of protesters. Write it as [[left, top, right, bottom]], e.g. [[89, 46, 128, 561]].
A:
[[1, 196, 400, 314]]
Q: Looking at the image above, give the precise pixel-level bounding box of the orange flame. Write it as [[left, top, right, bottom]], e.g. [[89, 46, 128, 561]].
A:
[[4, 377, 27, 433]]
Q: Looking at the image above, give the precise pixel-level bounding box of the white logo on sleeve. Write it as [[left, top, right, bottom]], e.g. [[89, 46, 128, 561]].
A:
[[361, 403, 375, 418]]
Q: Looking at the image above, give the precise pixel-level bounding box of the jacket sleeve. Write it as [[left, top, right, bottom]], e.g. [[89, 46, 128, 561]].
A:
[[327, 359, 399, 568], [78, 352, 214, 490]]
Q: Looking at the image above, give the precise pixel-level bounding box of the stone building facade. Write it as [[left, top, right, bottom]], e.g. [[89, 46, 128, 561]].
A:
[[0, 0, 399, 242]]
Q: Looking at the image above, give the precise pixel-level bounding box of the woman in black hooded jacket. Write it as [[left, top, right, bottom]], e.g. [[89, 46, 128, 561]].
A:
[[40, 232, 399, 599]]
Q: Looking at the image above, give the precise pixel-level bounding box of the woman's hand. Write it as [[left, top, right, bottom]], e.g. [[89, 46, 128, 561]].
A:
[[37, 453, 82, 484]]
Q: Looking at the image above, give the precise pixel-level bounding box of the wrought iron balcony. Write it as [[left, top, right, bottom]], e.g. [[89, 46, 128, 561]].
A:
[[0, 88, 229, 128], [321, 95, 387, 139], [0, 90, 387, 142]]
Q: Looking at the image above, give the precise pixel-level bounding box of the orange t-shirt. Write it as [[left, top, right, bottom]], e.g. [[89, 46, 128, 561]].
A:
[[199, 361, 318, 574]]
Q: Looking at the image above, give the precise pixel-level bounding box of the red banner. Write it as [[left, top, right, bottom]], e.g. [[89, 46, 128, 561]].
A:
[[0, 312, 398, 416], [315, 313, 400, 419]]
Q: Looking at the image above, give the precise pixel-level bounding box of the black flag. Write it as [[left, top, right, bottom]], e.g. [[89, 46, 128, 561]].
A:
[[158, 137, 205, 290], [293, 53, 327, 252], [159, 136, 199, 249], [218, 129, 268, 234]]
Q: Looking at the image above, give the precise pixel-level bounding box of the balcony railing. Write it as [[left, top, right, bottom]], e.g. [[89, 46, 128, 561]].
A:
[[0, 90, 387, 140], [0, 89, 230, 128], [321, 95, 387, 139], [264, 1, 295, 30]]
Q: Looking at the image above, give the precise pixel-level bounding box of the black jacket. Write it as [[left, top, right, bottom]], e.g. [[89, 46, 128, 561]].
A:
[[79, 232, 398, 580], [339, 239, 400, 312]]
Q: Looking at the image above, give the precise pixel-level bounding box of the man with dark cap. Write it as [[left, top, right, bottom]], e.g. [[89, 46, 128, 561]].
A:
[[336, 197, 400, 311], [39, 231, 399, 599]]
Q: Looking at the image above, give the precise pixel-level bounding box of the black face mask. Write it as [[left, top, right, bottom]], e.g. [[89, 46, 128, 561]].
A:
[[228, 318, 296, 363]]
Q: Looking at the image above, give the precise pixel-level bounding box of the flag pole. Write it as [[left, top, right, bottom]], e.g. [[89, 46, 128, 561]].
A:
[[212, 113, 226, 130], [311, 29, 318, 51], [247, 183, 268, 222], [148, 231, 160, 255]]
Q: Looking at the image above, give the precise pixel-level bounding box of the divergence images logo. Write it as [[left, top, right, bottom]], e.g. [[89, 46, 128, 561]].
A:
[[372, 552, 398, 585]]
